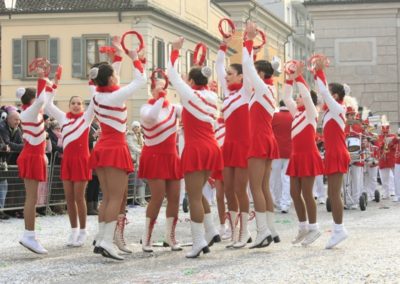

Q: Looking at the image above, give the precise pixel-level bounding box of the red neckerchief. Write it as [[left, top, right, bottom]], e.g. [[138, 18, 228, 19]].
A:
[[148, 91, 170, 108], [96, 85, 120, 93], [192, 85, 209, 91], [21, 103, 32, 111], [217, 118, 224, 124], [227, 83, 243, 92], [264, 78, 274, 86], [323, 99, 343, 111], [66, 112, 84, 119], [297, 105, 305, 112]]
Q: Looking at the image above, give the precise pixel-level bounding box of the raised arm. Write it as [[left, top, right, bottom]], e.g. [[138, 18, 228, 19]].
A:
[[112, 55, 122, 77], [296, 75, 318, 119], [282, 80, 297, 117], [216, 45, 229, 96], [314, 69, 343, 115], [45, 90, 66, 124], [23, 78, 49, 117], [140, 98, 165, 124], [242, 40, 267, 95]]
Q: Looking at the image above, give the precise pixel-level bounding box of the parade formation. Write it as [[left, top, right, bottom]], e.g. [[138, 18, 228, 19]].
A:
[[11, 18, 400, 263]]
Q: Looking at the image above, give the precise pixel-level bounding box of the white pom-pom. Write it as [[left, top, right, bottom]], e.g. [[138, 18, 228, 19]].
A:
[[16, 87, 26, 99], [271, 56, 282, 75], [89, 67, 99, 80], [343, 83, 351, 96], [1, 112, 7, 121], [201, 66, 212, 78]]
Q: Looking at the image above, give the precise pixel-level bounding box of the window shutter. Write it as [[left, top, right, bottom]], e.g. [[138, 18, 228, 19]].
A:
[[12, 39, 23, 79], [72, 37, 84, 78], [48, 38, 59, 77]]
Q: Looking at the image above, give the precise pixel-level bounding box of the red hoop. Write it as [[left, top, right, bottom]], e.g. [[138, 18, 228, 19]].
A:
[[55, 64, 63, 81], [120, 30, 145, 55], [151, 68, 169, 90], [99, 46, 117, 55], [284, 60, 303, 76], [243, 29, 267, 50], [193, 43, 207, 66], [218, 18, 236, 38], [307, 54, 330, 73], [28, 58, 51, 77]]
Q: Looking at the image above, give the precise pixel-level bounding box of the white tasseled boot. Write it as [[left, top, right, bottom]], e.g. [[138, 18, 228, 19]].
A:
[[266, 211, 280, 243], [142, 217, 156, 253], [204, 213, 221, 247], [66, 228, 79, 246], [219, 223, 232, 240], [186, 221, 210, 258], [249, 211, 272, 249], [163, 217, 182, 251], [99, 221, 124, 260], [225, 211, 239, 248], [93, 222, 105, 254], [19, 230, 48, 254], [114, 214, 132, 253], [233, 212, 252, 248]]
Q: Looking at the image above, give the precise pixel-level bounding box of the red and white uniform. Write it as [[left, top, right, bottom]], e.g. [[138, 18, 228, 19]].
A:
[[211, 118, 225, 181], [216, 45, 250, 168], [167, 49, 223, 174], [377, 133, 396, 198], [89, 58, 146, 173], [394, 137, 400, 200], [242, 40, 279, 160], [45, 84, 96, 181], [345, 123, 364, 167], [17, 79, 48, 181], [138, 96, 183, 180], [315, 70, 350, 175], [283, 76, 323, 177]]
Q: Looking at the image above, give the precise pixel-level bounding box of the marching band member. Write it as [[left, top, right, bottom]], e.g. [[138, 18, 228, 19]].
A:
[[362, 119, 379, 201], [45, 77, 95, 247], [283, 63, 323, 246], [242, 22, 281, 249], [344, 97, 364, 209], [271, 101, 293, 213], [313, 132, 326, 204], [167, 37, 223, 258], [139, 71, 183, 253], [89, 45, 146, 260], [314, 59, 350, 249], [394, 129, 400, 202], [377, 122, 396, 199], [17, 69, 50, 254], [216, 36, 251, 248]]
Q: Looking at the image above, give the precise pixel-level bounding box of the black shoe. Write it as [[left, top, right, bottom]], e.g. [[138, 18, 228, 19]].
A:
[[273, 236, 281, 243], [0, 211, 10, 220]]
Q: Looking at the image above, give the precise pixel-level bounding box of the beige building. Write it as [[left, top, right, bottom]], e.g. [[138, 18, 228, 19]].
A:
[[305, 0, 400, 128], [0, 0, 232, 121]]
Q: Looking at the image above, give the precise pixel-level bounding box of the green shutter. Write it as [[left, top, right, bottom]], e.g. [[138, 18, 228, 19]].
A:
[[72, 37, 84, 78], [48, 38, 59, 77], [12, 39, 23, 79]]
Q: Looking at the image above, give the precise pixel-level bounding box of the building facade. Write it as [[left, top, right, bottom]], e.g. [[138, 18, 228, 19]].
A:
[[305, 0, 400, 128]]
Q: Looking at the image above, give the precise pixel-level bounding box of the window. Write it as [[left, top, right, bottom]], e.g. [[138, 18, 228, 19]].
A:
[[72, 34, 110, 79], [186, 50, 194, 74], [12, 36, 59, 80], [152, 38, 165, 70]]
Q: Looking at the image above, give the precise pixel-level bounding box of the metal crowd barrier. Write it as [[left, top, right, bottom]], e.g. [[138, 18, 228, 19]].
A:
[[0, 151, 151, 214]]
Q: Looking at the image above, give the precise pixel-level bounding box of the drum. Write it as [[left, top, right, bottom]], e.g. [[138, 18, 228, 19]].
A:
[[346, 136, 361, 153], [350, 152, 361, 163]]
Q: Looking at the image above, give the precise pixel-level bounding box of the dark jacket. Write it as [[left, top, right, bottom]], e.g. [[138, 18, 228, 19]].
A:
[[0, 120, 23, 165]]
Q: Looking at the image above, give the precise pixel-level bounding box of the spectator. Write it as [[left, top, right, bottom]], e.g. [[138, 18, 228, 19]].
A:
[[0, 134, 10, 219], [126, 121, 147, 206], [47, 120, 63, 164], [0, 110, 23, 165]]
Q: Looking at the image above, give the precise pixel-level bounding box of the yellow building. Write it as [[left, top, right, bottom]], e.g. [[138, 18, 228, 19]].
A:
[[0, 0, 291, 120]]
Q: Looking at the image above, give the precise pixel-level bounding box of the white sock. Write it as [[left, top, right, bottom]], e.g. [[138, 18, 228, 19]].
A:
[[23, 230, 35, 238], [299, 221, 308, 231], [71, 227, 78, 234], [333, 223, 344, 232], [79, 229, 87, 235], [308, 223, 319, 231]]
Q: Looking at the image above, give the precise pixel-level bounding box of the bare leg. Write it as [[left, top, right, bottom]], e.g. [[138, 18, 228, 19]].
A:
[[215, 180, 226, 224], [146, 179, 166, 220], [328, 173, 344, 224], [262, 159, 274, 212], [234, 167, 249, 213], [63, 181, 78, 228], [103, 167, 128, 222], [23, 179, 39, 230], [185, 171, 209, 222], [165, 180, 180, 218], [73, 181, 88, 229], [96, 168, 108, 223], [290, 177, 307, 222], [301, 177, 317, 224], [222, 168, 239, 212], [248, 158, 266, 212]]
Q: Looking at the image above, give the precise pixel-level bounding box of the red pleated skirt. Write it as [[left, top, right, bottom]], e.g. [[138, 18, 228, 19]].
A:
[[324, 150, 350, 175], [139, 135, 182, 180], [223, 141, 249, 168], [89, 124, 133, 173], [17, 141, 47, 182], [181, 143, 223, 174], [61, 134, 92, 181], [287, 151, 324, 177]]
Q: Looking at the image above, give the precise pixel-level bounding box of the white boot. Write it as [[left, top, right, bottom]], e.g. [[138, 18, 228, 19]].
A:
[[114, 214, 132, 253], [249, 211, 272, 249], [19, 230, 48, 254], [142, 217, 156, 253], [326, 223, 348, 249], [204, 213, 221, 247], [233, 213, 252, 248], [292, 221, 308, 244], [93, 222, 105, 254], [99, 221, 124, 260], [225, 211, 239, 248], [266, 211, 280, 243], [73, 229, 88, 247], [186, 221, 210, 258], [66, 228, 79, 246], [164, 217, 182, 251], [219, 223, 231, 240], [301, 223, 321, 246]]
